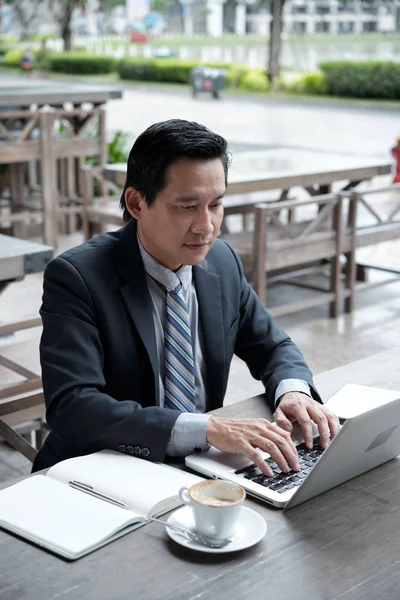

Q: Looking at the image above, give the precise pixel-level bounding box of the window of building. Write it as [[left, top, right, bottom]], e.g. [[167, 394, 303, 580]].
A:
[[339, 21, 354, 33], [315, 21, 330, 33], [362, 21, 377, 32], [292, 5, 307, 14], [293, 21, 307, 34]]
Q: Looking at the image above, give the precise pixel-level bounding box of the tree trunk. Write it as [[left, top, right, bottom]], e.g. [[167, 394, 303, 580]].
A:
[[62, 22, 73, 51], [268, 0, 285, 88], [61, 0, 74, 52]]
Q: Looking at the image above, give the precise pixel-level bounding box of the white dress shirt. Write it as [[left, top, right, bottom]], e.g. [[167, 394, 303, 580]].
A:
[[138, 238, 311, 456]]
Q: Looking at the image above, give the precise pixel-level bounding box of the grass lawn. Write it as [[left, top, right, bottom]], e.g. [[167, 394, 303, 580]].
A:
[[128, 32, 400, 47], [69, 32, 400, 50]]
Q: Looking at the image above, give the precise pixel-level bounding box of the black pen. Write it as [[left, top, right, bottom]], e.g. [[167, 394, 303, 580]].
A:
[[69, 480, 129, 509]]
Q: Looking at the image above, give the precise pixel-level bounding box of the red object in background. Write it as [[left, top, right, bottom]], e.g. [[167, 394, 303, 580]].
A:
[[130, 32, 148, 43], [203, 79, 212, 91], [391, 138, 400, 183]]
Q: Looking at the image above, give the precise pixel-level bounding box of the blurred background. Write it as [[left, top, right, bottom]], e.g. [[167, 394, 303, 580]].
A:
[[0, 0, 399, 481]]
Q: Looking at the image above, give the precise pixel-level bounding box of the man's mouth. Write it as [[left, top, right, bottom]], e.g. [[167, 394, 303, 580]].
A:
[[184, 242, 210, 249]]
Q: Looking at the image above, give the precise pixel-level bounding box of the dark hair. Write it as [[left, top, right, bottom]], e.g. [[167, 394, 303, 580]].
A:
[[120, 119, 230, 221]]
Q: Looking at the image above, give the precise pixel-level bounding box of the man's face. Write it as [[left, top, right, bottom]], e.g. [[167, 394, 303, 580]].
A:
[[126, 157, 226, 271]]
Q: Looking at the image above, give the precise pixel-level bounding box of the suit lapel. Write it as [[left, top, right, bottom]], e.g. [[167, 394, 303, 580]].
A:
[[117, 221, 159, 402], [193, 262, 226, 409]]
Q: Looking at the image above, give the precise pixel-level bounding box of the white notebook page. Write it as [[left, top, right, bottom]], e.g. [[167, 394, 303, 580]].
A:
[[0, 475, 136, 556], [48, 451, 202, 519]]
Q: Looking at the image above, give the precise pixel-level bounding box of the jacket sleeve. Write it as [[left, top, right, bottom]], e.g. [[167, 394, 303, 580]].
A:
[[224, 244, 321, 409], [40, 256, 179, 462]]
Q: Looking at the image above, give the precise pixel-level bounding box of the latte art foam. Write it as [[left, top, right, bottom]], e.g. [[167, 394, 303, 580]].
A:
[[195, 496, 236, 507]]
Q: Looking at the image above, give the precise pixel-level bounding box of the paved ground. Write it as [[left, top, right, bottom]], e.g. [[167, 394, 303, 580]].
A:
[[1, 77, 399, 481], [105, 84, 399, 160]]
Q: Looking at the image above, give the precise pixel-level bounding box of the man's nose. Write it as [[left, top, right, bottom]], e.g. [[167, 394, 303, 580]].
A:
[[191, 210, 214, 235]]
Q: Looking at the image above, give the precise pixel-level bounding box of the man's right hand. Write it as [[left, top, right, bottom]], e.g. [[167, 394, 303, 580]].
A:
[[206, 416, 300, 477]]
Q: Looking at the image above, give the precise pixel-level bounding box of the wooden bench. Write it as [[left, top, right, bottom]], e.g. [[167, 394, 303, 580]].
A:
[[221, 193, 347, 318], [343, 184, 400, 313]]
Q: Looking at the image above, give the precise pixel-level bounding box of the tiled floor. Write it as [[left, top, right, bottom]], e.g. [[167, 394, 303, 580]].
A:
[[1, 231, 399, 483]]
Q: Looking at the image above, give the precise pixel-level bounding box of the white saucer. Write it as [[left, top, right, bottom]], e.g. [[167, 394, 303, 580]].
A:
[[166, 505, 267, 553]]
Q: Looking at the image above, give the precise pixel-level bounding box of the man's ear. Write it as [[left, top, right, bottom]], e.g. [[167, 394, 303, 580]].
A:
[[125, 187, 145, 220]]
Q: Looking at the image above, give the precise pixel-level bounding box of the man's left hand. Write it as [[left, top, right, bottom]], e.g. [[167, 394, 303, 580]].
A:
[[273, 392, 340, 449]]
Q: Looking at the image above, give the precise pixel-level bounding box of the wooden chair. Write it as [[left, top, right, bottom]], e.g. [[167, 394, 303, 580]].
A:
[[81, 166, 124, 240], [0, 107, 107, 247], [0, 317, 45, 463], [221, 193, 347, 318], [343, 184, 400, 313]]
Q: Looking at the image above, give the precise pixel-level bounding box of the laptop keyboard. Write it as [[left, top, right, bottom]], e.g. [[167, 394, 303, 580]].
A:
[[234, 437, 324, 494]]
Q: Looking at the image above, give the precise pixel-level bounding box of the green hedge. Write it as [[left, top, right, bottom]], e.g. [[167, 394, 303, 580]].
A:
[[49, 53, 116, 74], [239, 68, 269, 92], [3, 47, 26, 67], [117, 58, 231, 84], [116, 57, 269, 91], [280, 70, 326, 95], [320, 60, 400, 99]]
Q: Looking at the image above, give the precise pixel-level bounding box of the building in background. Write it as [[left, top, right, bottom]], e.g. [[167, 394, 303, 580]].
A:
[[165, 0, 400, 37], [1, 0, 399, 38]]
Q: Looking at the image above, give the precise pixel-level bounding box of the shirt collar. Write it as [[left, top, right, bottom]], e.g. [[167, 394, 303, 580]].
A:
[[137, 235, 192, 293]]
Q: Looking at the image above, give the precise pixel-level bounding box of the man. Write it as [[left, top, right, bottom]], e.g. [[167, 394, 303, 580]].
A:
[[33, 119, 339, 474]]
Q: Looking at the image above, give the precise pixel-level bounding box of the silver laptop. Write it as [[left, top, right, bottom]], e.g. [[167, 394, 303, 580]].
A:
[[185, 396, 400, 509]]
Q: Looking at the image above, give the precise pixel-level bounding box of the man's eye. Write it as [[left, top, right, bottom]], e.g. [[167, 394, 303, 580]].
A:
[[181, 205, 196, 210], [210, 203, 222, 210]]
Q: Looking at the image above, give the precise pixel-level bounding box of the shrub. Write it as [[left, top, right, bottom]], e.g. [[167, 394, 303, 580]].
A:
[[117, 58, 159, 81], [225, 63, 251, 88], [320, 60, 400, 99], [154, 58, 202, 83], [117, 57, 230, 85], [238, 68, 269, 92], [286, 70, 327, 95], [3, 47, 25, 67], [49, 53, 116, 75]]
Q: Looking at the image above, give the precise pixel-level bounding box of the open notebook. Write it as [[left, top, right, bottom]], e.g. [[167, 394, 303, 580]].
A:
[[0, 450, 202, 560]]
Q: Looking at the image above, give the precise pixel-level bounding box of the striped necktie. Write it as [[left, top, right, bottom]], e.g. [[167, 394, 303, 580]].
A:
[[164, 281, 196, 412]]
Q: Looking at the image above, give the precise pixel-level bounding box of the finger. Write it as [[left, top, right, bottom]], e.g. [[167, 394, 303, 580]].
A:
[[240, 443, 274, 477], [273, 406, 294, 434], [255, 434, 299, 473], [322, 406, 340, 439], [269, 422, 299, 458], [293, 408, 314, 449], [266, 429, 300, 471], [308, 405, 330, 448]]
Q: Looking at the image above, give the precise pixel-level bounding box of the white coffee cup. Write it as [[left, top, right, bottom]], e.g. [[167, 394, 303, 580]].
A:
[[179, 480, 246, 542]]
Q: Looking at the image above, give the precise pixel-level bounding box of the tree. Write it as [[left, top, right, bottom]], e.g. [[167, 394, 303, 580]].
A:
[[8, 0, 45, 39], [267, 0, 285, 87], [48, 0, 80, 51]]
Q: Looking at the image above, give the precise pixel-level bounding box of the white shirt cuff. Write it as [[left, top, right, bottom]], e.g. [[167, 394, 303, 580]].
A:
[[166, 413, 211, 457], [274, 379, 311, 407]]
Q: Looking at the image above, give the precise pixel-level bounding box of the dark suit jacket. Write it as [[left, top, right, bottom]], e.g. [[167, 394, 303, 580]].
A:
[[33, 220, 320, 471]]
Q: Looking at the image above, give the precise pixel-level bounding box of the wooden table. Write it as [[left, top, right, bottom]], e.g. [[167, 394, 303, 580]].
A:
[[0, 348, 400, 598], [0, 81, 123, 246], [103, 147, 393, 215], [0, 82, 122, 108], [0, 234, 53, 293]]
